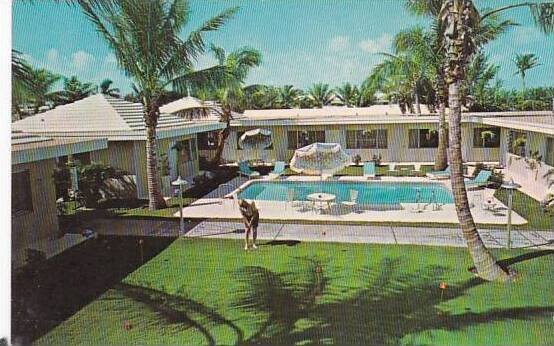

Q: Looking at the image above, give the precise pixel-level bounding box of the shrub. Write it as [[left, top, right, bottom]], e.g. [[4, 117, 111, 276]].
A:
[[77, 163, 129, 207]]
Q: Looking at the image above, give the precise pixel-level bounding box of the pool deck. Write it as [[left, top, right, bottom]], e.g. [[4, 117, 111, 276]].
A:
[[176, 176, 527, 225]]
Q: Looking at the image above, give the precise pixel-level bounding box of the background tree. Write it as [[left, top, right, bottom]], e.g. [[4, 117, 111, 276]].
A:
[[12, 50, 35, 120], [99, 78, 120, 97], [277, 85, 302, 108], [57, 75, 95, 104], [79, 0, 237, 210], [27, 68, 61, 114], [513, 53, 541, 90], [307, 83, 334, 107], [335, 83, 359, 107]]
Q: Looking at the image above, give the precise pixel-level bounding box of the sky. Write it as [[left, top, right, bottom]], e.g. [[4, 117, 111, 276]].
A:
[[12, 0, 554, 95]]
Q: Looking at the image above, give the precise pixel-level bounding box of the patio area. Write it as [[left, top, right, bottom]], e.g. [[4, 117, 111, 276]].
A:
[[175, 176, 528, 225]]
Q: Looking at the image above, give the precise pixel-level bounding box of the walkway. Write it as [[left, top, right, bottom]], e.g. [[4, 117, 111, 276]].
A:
[[90, 218, 554, 250]]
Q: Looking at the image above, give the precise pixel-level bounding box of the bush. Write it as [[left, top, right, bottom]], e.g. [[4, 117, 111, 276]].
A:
[[77, 163, 129, 208]]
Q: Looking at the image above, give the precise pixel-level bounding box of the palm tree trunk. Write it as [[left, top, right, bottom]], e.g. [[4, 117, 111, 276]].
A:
[[448, 81, 513, 282], [144, 101, 167, 210], [414, 87, 422, 115], [210, 125, 230, 166], [434, 100, 449, 170]]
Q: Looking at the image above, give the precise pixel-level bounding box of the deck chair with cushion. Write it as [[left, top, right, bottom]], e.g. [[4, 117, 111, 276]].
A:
[[363, 162, 376, 179], [426, 166, 450, 180], [465, 170, 492, 189], [268, 161, 286, 180], [238, 161, 260, 179]]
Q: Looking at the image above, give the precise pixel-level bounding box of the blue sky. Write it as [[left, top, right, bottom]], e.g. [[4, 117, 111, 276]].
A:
[[12, 0, 554, 95]]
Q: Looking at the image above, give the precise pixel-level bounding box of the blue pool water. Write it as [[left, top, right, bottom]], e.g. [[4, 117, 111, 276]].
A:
[[238, 181, 454, 204]]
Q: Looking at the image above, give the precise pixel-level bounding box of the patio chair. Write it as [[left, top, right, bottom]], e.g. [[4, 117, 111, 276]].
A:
[[285, 189, 301, 210], [363, 162, 376, 179], [426, 166, 450, 180], [238, 161, 260, 180], [341, 189, 359, 212], [388, 163, 398, 176], [268, 161, 286, 180], [465, 170, 492, 189]]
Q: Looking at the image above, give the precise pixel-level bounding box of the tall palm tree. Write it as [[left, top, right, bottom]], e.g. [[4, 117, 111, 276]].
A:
[[79, 0, 237, 210], [99, 78, 120, 97], [207, 45, 262, 165], [438, 0, 554, 282], [513, 53, 541, 90], [58, 75, 96, 104], [307, 83, 334, 108], [12, 50, 35, 120]]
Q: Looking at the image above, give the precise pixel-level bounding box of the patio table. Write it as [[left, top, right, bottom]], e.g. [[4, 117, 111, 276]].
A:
[[307, 193, 336, 214]]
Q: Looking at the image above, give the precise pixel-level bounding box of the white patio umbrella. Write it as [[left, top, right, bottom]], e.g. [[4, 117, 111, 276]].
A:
[[238, 128, 273, 150], [290, 142, 351, 176]]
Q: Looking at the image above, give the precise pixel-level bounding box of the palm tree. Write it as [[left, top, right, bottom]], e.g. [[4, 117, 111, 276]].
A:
[[307, 83, 334, 107], [58, 76, 96, 104], [335, 83, 360, 107], [27, 68, 62, 114], [278, 85, 301, 108], [438, 0, 554, 282], [513, 53, 541, 90], [79, 0, 237, 210], [12, 50, 35, 120], [99, 78, 120, 97], [207, 45, 262, 165]]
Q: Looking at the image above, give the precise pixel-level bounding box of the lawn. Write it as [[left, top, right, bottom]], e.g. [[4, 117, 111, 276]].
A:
[[36, 239, 553, 346], [494, 189, 553, 231]]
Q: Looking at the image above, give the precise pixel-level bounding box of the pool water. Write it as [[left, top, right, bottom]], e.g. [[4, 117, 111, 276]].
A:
[[237, 181, 454, 204]]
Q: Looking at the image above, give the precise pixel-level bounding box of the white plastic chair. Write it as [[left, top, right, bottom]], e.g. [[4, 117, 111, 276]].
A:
[[341, 189, 359, 212]]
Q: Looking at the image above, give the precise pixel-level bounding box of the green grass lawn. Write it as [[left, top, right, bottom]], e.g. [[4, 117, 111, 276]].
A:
[[36, 239, 553, 346], [494, 189, 553, 232]]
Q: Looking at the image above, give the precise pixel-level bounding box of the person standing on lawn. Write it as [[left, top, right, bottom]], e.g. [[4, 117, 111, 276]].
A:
[[238, 199, 259, 250]]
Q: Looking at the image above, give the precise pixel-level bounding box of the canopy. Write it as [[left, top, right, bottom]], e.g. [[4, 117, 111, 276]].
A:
[[290, 142, 351, 175], [238, 128, 273, 150]]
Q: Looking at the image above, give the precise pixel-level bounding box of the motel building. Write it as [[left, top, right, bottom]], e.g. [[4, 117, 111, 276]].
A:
[[198, 105, 554, 202]]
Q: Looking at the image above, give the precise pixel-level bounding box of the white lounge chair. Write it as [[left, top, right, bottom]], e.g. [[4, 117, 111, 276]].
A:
[[363, 162, 376, 179], [341, 189, 359, 212]]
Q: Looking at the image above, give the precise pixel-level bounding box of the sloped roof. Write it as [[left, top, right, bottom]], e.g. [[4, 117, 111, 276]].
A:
[[479, 114, 554, 135], [12, 132, 107, 165], [12, 94, 224, 140]]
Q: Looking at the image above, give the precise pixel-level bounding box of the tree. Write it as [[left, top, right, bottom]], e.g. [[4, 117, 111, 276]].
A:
[[277, 85, 302, 108], [438, 0, 554, 282], [12, 50, 35, 120], [27, 68, 62, 114], [58, 76, 96, 104], [207, 45, 262, 165], [307, 83, 334, 107], [513, 53, 541, 90], [100, 78, 120, 97], [335, 83, 360, 107], [79, 0, 237, 210]]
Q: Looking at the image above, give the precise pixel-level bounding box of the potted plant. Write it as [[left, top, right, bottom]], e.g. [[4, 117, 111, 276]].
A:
[[372, 154, 382, 166], [352, 154, 362, 166]]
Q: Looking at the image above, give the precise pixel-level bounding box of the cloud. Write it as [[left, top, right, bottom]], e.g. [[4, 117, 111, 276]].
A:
[[71, 50, 94, 70], [328, 35, 350, 52], [358, 34, 392, 54], [103, 53, 117, 65], [45, 48, 59, 63]]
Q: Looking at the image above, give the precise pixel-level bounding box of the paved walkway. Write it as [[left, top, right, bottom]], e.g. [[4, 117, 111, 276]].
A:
[[90, 218, 554, 250]]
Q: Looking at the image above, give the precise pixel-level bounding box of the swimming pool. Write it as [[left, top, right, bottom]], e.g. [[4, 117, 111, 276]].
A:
[[237, 181, 454, 204]]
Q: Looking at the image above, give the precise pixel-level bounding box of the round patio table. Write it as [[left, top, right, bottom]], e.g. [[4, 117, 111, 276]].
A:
[[307, 193, 336, 214]]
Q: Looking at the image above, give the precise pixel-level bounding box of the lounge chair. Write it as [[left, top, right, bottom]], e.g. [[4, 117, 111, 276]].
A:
[[268, 161, 286, 180], [321, 173, 333, 180], [388, 163, 399, 176], [363, 162, 376, 179], [238, 161, 260, 179], [426, 166, 450, 180], [341, 189, 359, 212], [465, 170, 492, 189]]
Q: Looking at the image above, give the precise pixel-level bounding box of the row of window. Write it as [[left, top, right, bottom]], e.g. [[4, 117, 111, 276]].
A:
[[197, 127, 503, 150]]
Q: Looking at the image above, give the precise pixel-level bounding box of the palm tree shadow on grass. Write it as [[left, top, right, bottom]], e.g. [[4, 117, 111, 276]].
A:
[[233, 258, 554, 346], [109, 282, 244, 346]]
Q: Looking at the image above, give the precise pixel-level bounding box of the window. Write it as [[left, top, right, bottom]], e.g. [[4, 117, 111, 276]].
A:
[[546, 137, 554, 166], [12, 170, 33, 215], [473, 127, 501, 148], [408, 129, 439, 148], [197, 131, 218, 150], [287, 130, 325, 149], [175, 139, 195, 162], [346, 129, 388, 149], [508, 130, 527, 156], [237, 130, 274, 150]]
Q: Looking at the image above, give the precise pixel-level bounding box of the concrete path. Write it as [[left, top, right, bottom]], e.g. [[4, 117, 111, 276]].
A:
[[90, 218, 554, 250]]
